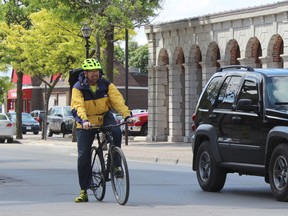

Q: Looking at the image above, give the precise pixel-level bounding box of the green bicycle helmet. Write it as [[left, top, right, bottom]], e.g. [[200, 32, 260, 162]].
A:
[[82, 58, 102, 70]]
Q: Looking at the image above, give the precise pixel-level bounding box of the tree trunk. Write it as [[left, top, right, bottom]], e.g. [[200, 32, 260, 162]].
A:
[[41, 83, 48, 140], [105, 24, 114, 82], [16, 72, 23, 139], [41, 75, 61, 140]]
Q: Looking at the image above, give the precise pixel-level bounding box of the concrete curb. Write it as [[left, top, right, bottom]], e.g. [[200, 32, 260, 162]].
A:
[[14, 134, 192, 166]]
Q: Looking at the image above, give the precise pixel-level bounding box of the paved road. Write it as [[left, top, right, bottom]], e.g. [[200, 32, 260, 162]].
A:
[[2, 134, 288, 216], [16, 134, 193, 166]]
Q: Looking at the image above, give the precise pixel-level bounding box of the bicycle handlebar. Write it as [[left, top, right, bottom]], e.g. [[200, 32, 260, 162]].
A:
[[89, 119, 135, 130]]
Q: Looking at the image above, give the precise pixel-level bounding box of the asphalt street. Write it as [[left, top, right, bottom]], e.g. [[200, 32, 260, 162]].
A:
[[16, 134, 193, 166]]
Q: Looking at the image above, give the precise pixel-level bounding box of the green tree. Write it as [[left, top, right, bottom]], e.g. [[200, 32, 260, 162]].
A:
[[0, 76, 13, 105], [0, 8, 85, 139], [0, 0, 162, 140], [35, 0, 162, 81], [130, 44, 148, 73], [114, 41, 148, 73], [0, 0, 45, 139]]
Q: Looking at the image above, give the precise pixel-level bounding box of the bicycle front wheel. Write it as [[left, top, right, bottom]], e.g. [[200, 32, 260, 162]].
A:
[[110, 146, 130, 205], [91, 146, 106, 201]]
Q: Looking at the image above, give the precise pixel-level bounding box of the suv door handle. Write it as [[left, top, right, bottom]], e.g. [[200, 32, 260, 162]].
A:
[[232, 116, 242, 123], [209, 114, 216, 119]]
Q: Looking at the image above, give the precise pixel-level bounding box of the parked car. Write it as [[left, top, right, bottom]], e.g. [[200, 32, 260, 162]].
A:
[[112, 112, 123, 124], [191, 65, 288, 202], [0, 113, 14, 143], [131, 109, 147, 115], [7, 112, 40, 135], [47, 106, 74, 137], [124, 111, 148, 136], [30, 110, 45, 130]]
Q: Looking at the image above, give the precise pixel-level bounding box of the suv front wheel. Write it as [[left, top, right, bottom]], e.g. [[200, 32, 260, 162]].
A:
[[196, 140, 227, 192], [269, 143, 288, 201], [47, 124, 53, 137]]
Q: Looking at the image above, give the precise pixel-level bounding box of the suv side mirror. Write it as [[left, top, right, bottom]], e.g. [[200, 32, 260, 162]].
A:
[[237, 99, 258, 112]]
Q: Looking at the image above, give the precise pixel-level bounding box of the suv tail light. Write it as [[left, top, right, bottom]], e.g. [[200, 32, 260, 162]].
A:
[[7, 123, 13, 127], [36, 116, 40, 122], [192, 113, 196, 122], [191, 114, 196, 132]]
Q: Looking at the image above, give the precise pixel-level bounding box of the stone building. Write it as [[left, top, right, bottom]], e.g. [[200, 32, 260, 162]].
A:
[[145, 1, 288, 143]]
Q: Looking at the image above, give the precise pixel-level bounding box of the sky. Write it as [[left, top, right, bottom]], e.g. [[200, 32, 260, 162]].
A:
[[134, 0, 285, 45]]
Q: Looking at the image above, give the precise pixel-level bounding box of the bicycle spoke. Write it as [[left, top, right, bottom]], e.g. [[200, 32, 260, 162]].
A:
[[110, 147, 130, 205], [90, 146, 106, 201]]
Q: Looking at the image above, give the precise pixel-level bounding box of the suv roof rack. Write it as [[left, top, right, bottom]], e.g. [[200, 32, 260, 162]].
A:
[[217, 65, 254, 72]]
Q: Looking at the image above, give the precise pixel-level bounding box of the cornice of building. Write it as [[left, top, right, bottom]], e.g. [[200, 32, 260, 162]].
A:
[[145, 1, 288, 33]]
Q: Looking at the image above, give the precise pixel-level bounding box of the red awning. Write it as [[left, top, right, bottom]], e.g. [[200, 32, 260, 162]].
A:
[[8, 88, 32, 99]]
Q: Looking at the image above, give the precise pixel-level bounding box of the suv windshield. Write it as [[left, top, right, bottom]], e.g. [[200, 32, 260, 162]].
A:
[[266, 76, 288, 109], [22, 113, 34, 121], [63, 107, 72, 116]]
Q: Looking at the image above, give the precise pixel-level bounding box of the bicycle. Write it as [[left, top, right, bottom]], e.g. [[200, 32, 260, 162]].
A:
[[89, 121, 130, 205]]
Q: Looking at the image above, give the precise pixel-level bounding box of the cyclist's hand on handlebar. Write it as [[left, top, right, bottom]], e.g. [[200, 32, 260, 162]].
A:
[[82, 121, 91, 130], [125, 116, 136, 123]]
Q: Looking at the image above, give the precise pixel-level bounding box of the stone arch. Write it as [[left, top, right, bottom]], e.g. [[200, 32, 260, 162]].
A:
[[158, 48, 169, 66], [267, 34, 283, 68], [173, 47, 185, 64], [171, 47, 185, 138], [189, 45, 203, 96], [225, 39, 240, 65], [245, 37, 262, 68], [152, 48, 170, 141], [206, 41, 220, 68]]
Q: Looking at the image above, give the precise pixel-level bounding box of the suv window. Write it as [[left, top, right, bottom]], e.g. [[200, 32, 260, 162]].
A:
[[238, 79, 258, 106], [63, 107, 72, 116], [266, 76, 288, 109], [217, 76, 242, 109], [198, 76, 222, 109]]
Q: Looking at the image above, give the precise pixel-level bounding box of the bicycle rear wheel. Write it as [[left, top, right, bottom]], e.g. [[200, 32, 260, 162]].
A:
[[91, 146, 106, 201], [110, 146, 130, 205]]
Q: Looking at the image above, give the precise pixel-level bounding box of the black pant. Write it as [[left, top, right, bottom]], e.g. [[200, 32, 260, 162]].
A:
[[76, 111, 122, 190]]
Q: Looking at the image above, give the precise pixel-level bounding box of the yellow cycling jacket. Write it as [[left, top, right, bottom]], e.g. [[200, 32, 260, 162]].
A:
[[71, 72, 131, 128]]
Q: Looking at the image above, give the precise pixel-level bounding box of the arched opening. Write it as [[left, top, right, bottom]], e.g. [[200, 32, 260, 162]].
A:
[[206, 42, 220, 69], [246, 37, 262, 68], [225, 39, 240, 65], [189, 45, 203, 96], [268, 34, 284, 68], [173, 47, 185, 137]]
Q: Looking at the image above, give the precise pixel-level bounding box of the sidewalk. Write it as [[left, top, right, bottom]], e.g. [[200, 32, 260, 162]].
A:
[[16, 135, 192, 166]]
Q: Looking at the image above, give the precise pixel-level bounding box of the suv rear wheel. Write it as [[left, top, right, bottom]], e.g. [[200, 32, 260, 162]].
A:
[[196, 140, 226, 192], [269, 143, 288, 201]]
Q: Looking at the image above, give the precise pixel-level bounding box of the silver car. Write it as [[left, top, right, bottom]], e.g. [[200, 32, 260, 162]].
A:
[[0, 113, 14, 143], [47, 106, 74, 137]]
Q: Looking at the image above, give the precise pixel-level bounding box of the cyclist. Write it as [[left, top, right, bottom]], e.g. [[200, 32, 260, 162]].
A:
[[71, 58, 133, 203]]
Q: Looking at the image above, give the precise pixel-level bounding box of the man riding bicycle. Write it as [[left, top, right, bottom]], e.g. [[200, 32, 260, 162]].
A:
[[71, 58, 133, 203]]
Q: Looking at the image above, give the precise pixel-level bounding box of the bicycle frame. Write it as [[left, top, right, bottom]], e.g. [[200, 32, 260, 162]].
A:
[[90, 120, 131, 205], [94, 128, 114, 181]]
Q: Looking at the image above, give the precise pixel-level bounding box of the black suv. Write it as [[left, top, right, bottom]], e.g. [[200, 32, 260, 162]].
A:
[[191, 65, 288, 201]]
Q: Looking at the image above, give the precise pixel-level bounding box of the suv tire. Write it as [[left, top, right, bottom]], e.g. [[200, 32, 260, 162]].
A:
[[61, 123, 67, 137], [269, 143, 288, 202], [196, 140, 226, 192], [47, 124, 53, 137]]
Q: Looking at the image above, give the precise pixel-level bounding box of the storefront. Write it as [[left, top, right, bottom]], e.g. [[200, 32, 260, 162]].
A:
[[7, 88, 32, 113]]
